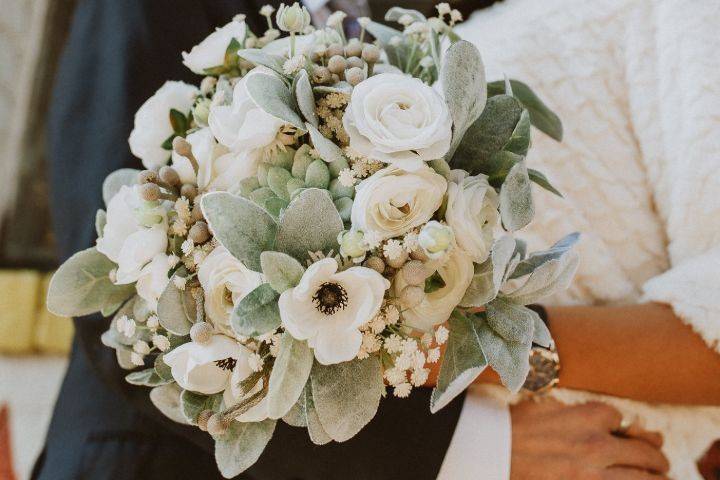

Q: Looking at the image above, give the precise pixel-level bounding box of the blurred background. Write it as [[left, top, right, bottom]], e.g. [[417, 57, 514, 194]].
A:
[[0, 1, 77, 478]]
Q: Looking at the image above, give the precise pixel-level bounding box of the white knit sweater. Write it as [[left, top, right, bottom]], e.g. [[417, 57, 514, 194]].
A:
[[456, 1, 720, 478]]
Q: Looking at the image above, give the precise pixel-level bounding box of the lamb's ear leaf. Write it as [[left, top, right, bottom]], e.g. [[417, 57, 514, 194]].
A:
[[485, 297, 538, 345], [510, 232, 580, 279], [488, 79, 563, 141], [231, 284, 281, 338], [149, 383, 189, 424], [95, 209, 107, 237], [503, 109, 531, 157], [459, 235, 516, 307], [364, 21, 403, 46], [306, 123, 347, 164], [245, 71, 305, 131], [260, 251, 305, 293], [102, 168, 139, 206], [311, 356, 384, 442], [180, 390, 223, 425], [295, 70, 319, 128], [473, 313, 532, 393], [275, 188, 343, 263], [441, 40, 487, 158], [201, 192, 277, 272], [430, 312, 488, 413], [237, 49, 287, 77], [450, 95, 523, 174], [282, 382, 332, 444], [384, 6, 426, 22], [267, 333, 314, 419], [505, 251, 580, 305], [499, 160, 534, 232], [532, 315, 553, 348], [527, 168, 563, 197], [125, 368, 171, 387], [157, 272, 195, 336], [214, 419, 277, 479], [47, 247, 135, 317]]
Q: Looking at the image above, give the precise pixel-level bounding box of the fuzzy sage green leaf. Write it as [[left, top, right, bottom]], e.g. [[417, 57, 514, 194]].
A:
[[214, 419, 276, 478], [102, 168, 139, 206], [156, 273, 196, 336], [473, 313, 532, 392], [201, 192, 277, 272], [245, 71, 305, 131], [231, 284, 281, 337], [149, 383, 188, 424], [275, 188, 343, 262], [181, 390, 223, 424], [237, 49, 287, 77], [306, 122, 347, 164], [460, 235, 516, 307], [485, 296, 538, 345], [311, 357, 384, 442], [260, 251, 305, 293], [267, 333, 314, 419], [500, 160, 534, 232], [510, 232, 580, 279], [47, 247, 135, 317], [126, 368, 171, 387], [295, 70, 318, 127], [488, 79, 563, 141], [505, 250, 580, 305], [282, 382, 332, 445]]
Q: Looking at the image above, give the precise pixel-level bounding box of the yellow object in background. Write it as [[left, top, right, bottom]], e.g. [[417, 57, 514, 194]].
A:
[[0, 271, 72, 355]]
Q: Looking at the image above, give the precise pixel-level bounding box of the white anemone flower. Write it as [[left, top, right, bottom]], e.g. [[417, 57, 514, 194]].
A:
[[279, 258, 390, 365]]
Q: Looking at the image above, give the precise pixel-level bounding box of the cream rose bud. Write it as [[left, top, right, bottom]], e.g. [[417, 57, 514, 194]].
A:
[[164, 334, 249, 395], [351, 165, 447, 241], [209, 71, 285, 155], [97, 185, 169, 284], [172, 128, 256, 192], [181, 19, 246, 74], [343, 73, 452, 171], [136, 253, 170, 312], [198, 246, 264, 336], [337, 230, 369, 259], [418, 221, 455, 259], [394, 248, 474, 331], [128, 81, 198, 170], [279, 258, 390, 365], [445, 170, 500, 263]]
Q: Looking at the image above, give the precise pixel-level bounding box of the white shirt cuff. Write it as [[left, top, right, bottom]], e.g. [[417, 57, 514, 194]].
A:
[[437, 384, 512, 480]]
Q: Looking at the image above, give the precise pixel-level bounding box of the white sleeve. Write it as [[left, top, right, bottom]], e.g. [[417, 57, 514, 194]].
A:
[[437, 385, 512, 480], [624, 2, 720, 352]]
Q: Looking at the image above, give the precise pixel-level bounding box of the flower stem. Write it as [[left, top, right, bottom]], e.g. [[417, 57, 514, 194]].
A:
[[290, 32, 296, 57]]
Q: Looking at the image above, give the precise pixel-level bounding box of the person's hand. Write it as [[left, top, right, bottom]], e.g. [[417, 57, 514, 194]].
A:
[[697, 439, 720, 480], [510, 399, 669, 479]]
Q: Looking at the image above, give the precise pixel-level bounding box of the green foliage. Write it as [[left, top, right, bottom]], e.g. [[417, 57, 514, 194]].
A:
[[384, 6, 426, 22], [245, 72, 305, 130], [260, 251, 305, 293], [282, 382, 332, 444], [499, 160, 535, 232], [306, 123, 347, 165], [201, 192, 277, 271], [485, 296, 537, 345], [267, 166, 293, 201], [126, 368, 172, 387], [157, 273, 196, 336], [237, 49, 287, 78], [305, 159, 330, 189], [102, 168, 139, 206], [95, 209, 106, 237], [487, 79, 563, 141], [510, 232, 580, 279], [149, 383, 188, 424], [267, 333, 314, 419], [460, 235, 516, 307], [47, 247, 135, 317], [231, 284, 281, 337], [180, 390, 223, 424], [294, 70, 318, 127], [333, 197, 353, 222], [310, 357, 384, 442], [214, 419, 277, 478], [504, 250, 580, 305]]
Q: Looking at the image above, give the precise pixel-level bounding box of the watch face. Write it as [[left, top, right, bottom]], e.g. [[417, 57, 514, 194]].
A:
[[522, 347, 560, 393]]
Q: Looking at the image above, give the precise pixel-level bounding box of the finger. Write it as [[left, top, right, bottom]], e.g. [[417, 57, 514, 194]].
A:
[[605, 437, 670, 474], [603, 468, 669, 480], [573, 401, 623, 431], [616, 421, 664, 449]]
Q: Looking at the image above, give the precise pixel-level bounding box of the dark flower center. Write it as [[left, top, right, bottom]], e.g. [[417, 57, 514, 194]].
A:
[[313, 282, 349, 315], [215, 357, 237, 371]]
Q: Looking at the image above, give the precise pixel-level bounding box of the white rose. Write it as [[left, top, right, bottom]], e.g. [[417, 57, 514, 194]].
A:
[[136, 253, 170, 312], [128, 81, 199, 170], [181, 19, 246, 74], [164, 334, 249, 394], [96, 185, 169, 284], [279, 258, 390, 365], [342, 73, 452, 171], [209, 71, 285, 154], [172, 128, 258, 191], [198, 246, 264, 336], [351, 165, 447, 241], [394, 248, 474, 331], [445, 170, 500, 263]]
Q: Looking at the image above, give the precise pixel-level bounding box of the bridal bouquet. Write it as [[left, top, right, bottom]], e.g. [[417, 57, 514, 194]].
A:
[[48, 3, 578, 476]]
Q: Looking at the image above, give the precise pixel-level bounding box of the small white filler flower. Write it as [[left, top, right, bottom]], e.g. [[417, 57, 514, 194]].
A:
[[279, 258, 390, 365]]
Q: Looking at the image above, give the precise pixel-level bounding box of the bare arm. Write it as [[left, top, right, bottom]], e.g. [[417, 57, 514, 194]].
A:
[[427, 303, 720, 405]]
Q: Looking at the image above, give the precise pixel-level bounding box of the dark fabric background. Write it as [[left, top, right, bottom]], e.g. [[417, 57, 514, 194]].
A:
[[35, 1, 469, 478]]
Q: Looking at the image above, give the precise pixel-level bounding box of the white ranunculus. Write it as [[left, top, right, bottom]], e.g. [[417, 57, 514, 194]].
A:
[[198, 246, 264, 336], [128, 81, 199, 170], [342, 73, 452, 171], [172, 128, 259, 191], [351, 165, 447, 241], [97, 185, 169, 284], [136, 253, 170, 312], [182, 19, 246, 74], [445, 170, 500, 263], [208, 71, 285, 154], [279, 258, 390, 365], [394, 248, 474, 331], [164, 334, 249, 395]]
